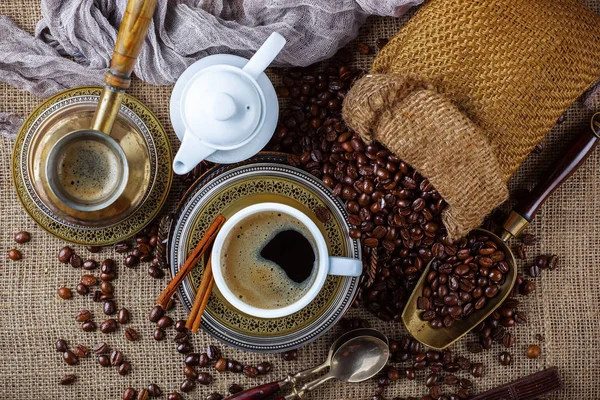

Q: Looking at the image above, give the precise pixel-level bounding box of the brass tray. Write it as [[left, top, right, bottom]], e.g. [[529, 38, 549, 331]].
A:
[[12, 87, 172, 245], [169, 154, 361, 352]]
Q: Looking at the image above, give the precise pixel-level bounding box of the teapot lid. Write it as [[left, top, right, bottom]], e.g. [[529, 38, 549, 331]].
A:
[[182, 65, 263, 149]]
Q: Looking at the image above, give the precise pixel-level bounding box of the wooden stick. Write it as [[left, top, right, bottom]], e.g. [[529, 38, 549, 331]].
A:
[[185, 255, 213, 330], [156, 214, 225, 308], [191, 272, 214, 333]]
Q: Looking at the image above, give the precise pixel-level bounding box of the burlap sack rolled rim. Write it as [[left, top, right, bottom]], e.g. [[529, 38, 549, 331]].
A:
[[343, 73, 509, 238]]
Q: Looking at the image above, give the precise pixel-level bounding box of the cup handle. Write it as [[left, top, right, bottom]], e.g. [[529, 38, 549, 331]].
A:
[[172, 130, 216, 175], [327, 257, 362, 277]]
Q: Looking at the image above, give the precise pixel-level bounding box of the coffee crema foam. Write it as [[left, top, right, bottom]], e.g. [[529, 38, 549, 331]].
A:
[[221, 211, 318, 310], [55, 139, 121, 203]]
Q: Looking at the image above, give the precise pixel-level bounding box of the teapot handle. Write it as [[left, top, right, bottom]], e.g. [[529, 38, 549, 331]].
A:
[[242, 32, 286, 80]]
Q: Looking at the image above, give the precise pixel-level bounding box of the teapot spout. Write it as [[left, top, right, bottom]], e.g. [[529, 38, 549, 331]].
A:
[[242, 32, 286, 80], [173, 132, 216, 175]]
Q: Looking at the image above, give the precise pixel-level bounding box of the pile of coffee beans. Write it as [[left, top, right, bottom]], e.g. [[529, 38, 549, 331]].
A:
[[371, 335, 480, 400], [266, 64, 449, 323], [115, 220, 169, 279], [417, 231, 509, 329]]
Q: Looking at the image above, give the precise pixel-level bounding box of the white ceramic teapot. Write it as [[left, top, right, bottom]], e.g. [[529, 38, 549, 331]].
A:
[[171, 32, 286, 175]]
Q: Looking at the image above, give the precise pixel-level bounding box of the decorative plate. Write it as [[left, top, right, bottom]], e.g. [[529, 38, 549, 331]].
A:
[[169, 154, 361, 352], [12, 87, 172, 245]]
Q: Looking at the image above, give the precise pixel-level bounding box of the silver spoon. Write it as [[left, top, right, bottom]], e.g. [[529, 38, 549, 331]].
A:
[[224, 329, 389, 400], [283, 335, 390, 400]]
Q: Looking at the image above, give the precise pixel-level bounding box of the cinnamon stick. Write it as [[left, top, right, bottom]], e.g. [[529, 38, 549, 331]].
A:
[[185, 255, 214, 331], [191, 272, 214, 333], [156, 214, 225, 308]]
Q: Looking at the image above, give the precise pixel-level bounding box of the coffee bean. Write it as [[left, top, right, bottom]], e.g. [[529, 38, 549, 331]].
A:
[[99, 319, 117, 333], [282, 349, 298, 361], [499, 351, 512, 365], [444, 374, 458, 385], [74, 283, 88, 296], [181, 378, 196, 392], [149, 305, 164, 322], [62, 350, 79, 365], [74, 344, 88, 358], [115, 242, 130, 253], [100, 300, 116, 315], [14, 231, 31, 243], [207, 344, 221, 360], [197, 372, 213, 385], [243, 365, 259, 378], [147, 265, 164, 279], [58, 246, 73, 263], [228, 360, 243, 373], [100, 258, 115, 274], [80, 274, 98, 287], [147, 384, 162, 397], [100, 272, 117, 281], [69, 254, 83, 268], [526, 344, 541, 359], [228, 383, 243, 394], [82, 259, 97, 270], [125, 254, 139, 267], [110, 350, 124, 366], [93, 342, 108, 355], [168, 393, 182, 400], [7, 248, 22, 261], [117, 308, 130, 324], [157, 316, 173, 328], [183, 365, 198, 380], [122, 388, 136, 400], [215, 358, 227, 372], [137, 389, 148, 400], [151, 328, 164, 341], [86, 245, 102, 253], [174, 332, 189, 344], [206, 394, 223, 400], [58, 287, 72, 299], [97, 354, 110, 367], [405, 367, 416, 380], [521, 233, 537, 245], [118, 361, 132, 375], [177, 342, 192, 354], [98, 282, 112, 295], [124, 327, 139, 341], [356, 43, 371, 55], [56, 338, 68, 352], [256, 361, 272, 375], [470, 362, 484, 377], [174, 320, 187, 332], [59, 374, 77, 385]]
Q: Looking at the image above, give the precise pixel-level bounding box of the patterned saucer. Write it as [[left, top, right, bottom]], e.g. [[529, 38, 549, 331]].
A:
[[12, 87, 172, 245], [169, 154, 361, 352]]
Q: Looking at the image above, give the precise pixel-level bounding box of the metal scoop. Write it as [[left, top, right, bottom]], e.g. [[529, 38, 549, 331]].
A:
[[403, 112, 600, 350], [224, 328, 389, 400]]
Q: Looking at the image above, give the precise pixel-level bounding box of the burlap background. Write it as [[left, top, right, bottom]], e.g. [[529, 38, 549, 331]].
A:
[[0, 1, 598, 398]]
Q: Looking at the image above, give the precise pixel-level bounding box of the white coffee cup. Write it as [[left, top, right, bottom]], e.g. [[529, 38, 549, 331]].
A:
[[211, 203, 362, 318]]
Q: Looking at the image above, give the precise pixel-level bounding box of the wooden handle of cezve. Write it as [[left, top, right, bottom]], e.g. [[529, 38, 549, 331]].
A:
[[224, 382, 282, 400], [514, 125, 598, 222], [105, 0, 157, 90]]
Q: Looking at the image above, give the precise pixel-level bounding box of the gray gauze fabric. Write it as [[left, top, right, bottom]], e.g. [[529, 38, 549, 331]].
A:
[[0, 0, 422, 98]]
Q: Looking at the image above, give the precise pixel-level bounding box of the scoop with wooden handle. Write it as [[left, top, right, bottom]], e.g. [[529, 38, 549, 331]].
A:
[[500, 112, 600, 241], [91, 0, 157, 134]]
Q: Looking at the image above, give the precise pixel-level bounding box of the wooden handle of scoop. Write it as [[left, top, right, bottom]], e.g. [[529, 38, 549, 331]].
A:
[[105, 0, 157, 90], [224, 382, 283, 400], [500, 113, 600, 240]]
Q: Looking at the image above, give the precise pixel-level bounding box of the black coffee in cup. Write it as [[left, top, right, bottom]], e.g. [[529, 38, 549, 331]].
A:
[[221, 211, 318, 309]]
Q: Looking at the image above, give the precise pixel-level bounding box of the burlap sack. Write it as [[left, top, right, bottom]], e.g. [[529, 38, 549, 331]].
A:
[[343, 0, 600, 238]]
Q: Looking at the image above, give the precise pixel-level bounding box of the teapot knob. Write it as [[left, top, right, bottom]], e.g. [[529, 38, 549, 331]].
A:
[[211, 92, 237, 121]]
